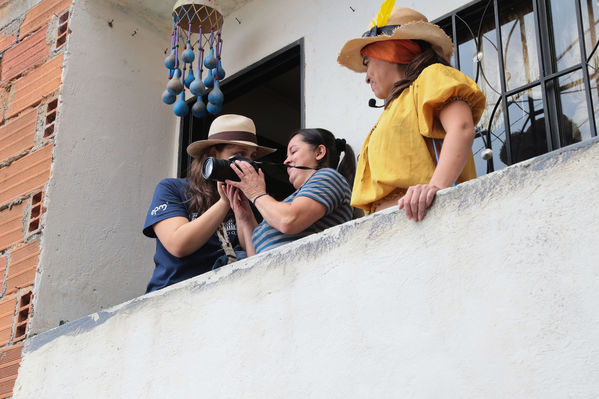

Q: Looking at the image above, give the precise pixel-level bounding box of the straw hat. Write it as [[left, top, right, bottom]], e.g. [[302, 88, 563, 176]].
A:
[[337, 7, 454, 73], [186, 114, 276, 158]]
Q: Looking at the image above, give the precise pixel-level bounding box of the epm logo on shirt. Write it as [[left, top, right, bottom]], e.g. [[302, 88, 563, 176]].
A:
[[151, 203, 168, 216]]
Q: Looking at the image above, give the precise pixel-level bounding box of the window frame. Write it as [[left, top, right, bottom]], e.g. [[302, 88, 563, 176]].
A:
[[435, 0, 598, 173]]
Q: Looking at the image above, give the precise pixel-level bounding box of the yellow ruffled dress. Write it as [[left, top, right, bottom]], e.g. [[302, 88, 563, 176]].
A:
[[351, 63, 486, 214]]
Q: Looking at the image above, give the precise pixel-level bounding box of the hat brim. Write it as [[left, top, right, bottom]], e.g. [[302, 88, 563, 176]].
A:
[[187, 139, 277, 159], [337, 21, 454, 72]]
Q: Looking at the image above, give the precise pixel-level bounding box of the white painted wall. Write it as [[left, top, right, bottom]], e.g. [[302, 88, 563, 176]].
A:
[[14, 139, 599, 398], [31, 0, 177, 333]]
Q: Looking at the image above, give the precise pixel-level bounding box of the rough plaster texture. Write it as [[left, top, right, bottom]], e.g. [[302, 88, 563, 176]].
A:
[[14, 139, 599, 398], [30, 0, 177, 333], [0, 0, 42, 28]]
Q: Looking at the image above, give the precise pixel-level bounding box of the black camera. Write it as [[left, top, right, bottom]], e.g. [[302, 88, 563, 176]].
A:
[[201, 156, 259, 182]]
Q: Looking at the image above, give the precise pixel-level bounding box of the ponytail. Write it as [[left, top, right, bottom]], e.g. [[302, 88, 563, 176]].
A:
[[334, 138, 356, 188]]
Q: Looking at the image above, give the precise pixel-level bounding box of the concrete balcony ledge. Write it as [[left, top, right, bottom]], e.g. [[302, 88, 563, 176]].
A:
[[14, 138, 599, 398]]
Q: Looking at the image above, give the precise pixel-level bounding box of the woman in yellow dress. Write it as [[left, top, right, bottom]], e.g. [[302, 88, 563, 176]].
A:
[[337, 5, 486, 221]]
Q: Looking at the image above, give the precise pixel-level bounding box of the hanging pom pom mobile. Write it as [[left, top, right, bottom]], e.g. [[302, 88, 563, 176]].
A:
[[162, 0, 226, 118]]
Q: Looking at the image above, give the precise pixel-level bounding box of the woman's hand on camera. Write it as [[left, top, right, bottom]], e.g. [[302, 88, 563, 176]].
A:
[[226, 160, 267, 201], [397, 184, 440, 221], [216, 182, 230, 207], [223, 184, 252, 220]]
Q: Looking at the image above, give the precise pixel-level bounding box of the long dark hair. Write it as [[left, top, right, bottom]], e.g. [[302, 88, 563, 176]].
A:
[[291, 128, 356, 187], [186, 144, 226, 215], [385, 41, 450, 108]]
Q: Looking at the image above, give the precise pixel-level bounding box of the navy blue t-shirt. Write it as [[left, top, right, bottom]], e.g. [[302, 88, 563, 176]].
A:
[[143, 178, 239, 293]]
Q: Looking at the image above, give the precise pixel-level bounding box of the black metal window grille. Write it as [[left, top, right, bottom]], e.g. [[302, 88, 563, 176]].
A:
[[435, 0, 599, 174]]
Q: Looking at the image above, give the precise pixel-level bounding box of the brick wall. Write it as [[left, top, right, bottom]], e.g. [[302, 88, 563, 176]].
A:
[[0, 0, 71, 397]]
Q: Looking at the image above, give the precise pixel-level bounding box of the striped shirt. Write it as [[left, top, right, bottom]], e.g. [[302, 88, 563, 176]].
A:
[[252, 168, 353, 253]]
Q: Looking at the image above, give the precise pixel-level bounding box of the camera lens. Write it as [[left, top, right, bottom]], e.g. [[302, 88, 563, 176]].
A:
[[202, 157, 240, 181], [201, 156, 261, 182], [202, 158, 214, 178]]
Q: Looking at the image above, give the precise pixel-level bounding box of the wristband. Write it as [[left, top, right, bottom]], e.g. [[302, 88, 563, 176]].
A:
[[252, 193, 267, 205]]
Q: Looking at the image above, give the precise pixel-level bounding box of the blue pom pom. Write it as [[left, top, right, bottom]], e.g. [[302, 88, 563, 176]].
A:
[[161, 90, 176, 104], [204, 48, 218, 69], [184, 69, 195, 89], [167, 75, 184, 95], [208, 81, 224, 106], [216, 60, 226, 80], [173, 94, 189, 117], [192, 98, 207, 118], [203, 70, 214, 89], [181, 49, 195, 64], [190, 77, 207, 96], [164, 53, 176, 69], [207, 102, 222, 115]]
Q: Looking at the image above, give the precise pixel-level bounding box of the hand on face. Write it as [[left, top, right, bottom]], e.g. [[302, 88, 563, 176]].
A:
[[216, 181, 230, 206], [397, 184, 440, 221], [225, 160, 267, 201]]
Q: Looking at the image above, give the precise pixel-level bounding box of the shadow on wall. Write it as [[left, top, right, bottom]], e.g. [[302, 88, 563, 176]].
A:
[[500, 115, 581, 165]]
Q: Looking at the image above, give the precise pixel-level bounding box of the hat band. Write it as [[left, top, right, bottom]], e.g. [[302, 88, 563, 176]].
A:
[[208, 131, 258, 144], [362, 24, 402, 38]]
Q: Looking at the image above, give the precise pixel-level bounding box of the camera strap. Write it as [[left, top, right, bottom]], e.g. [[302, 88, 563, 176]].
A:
[[216, 222, 237, 264], [255, 161, 314, 170]]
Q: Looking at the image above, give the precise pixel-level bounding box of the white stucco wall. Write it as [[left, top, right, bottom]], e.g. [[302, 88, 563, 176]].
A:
[[15, 139, 599, 398], [31, 0, 177, 333]]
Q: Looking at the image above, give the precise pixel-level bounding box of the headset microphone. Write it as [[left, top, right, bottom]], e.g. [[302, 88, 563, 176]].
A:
[[368, 98, 385, 108]]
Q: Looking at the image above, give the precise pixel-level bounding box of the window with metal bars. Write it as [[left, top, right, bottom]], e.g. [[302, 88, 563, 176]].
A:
[[435, 0, 599, 175]]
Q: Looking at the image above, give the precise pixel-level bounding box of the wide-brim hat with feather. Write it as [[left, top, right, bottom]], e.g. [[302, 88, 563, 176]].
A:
[[337, 4, 454, 72], [187, 114, 276, 159]]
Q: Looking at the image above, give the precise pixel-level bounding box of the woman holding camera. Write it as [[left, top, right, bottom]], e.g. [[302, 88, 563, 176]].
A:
[[223, 128, 355, 255], [142, 114, 275, 292]]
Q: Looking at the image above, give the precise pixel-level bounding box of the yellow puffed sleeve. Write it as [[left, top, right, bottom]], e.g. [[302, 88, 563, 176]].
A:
[[413, 64, 486, 140]]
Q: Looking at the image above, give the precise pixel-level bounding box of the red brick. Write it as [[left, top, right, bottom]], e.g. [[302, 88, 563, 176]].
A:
[[13, 291, 31, 342], [0, 257, 6, 285], [0, 343, 22, 398], [20, 0, 72, 38], [0, 108, 37, 164], [43, 99, 58, 140], [5, 54, 63, 119], [28, 191, 43, 233], [0, 203, 25, 252], [0, 296, 16, 347], [5, 241, 39, 295], [1, 27, 49, 83], [0, 32, 16, 53], [0, 144, 53, 206]]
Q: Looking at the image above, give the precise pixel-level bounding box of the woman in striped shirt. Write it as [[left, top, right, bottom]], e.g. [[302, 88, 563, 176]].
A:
[[224, 129, 356, 255]]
